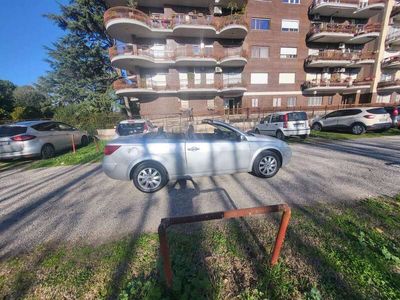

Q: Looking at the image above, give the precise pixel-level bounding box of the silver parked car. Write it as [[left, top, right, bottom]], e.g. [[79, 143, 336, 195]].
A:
[[0, 121, 89, 160], [103, 119, 292, 193]]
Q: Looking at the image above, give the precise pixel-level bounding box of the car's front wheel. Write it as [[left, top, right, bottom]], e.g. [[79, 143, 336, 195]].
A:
[[252, 150, 281, 178], [132, 161, 168, 193], [255, 128, 260, 134], [312, 123, 322, 131], [81, 135, 89, 147]]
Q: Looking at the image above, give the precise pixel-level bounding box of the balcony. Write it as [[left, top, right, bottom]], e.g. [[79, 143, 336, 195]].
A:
[[302, 77, 372, 94], [381, 55, 400, 69], [305, 50, 375, 68], [386, 30, 400, 50], [391, 3, 400, 23], [106, 0, 247, 9], [109, 45, 248, 70], [104, 7, 248, 43], [309, 0, 385, 19], [112, 76, 247, 98], [377, 79, 400, 92], [307, 22, 380, 44]]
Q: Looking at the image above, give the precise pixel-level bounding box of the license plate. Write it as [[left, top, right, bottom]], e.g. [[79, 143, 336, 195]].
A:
[[0, 141, 9, 146], [379, 118, 387, 122]]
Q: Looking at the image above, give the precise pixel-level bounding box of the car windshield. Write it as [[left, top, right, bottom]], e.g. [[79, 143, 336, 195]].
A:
[[117, 123, 145, 136], [0, 126, 27, 138], [287, 112, 308, 121]]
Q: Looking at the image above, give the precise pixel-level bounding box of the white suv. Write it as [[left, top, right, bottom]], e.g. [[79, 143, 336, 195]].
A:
[[254, 111, 311, 140], [311, 108, 392, 135]]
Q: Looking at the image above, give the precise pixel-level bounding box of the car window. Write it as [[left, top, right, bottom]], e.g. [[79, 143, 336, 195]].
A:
[[288, 112, 308, 121], [342, 109, 362, 116], [367, 108, 388, 115], [57, 123, 75, 131], [187, 123, 240, 141], [262, 115, 270, 123], [117, 123, 145, 136], [32, 122, 58, 131], [271, 115, 280, 123], [325, 111, 342, 118], [0, 126, 27, 137]]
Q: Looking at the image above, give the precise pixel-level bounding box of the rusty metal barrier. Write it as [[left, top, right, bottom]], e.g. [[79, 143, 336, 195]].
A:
[[158, 204, 291, 288]]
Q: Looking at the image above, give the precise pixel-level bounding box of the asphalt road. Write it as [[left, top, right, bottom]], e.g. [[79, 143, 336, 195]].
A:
[[1, 136, 400, 258]]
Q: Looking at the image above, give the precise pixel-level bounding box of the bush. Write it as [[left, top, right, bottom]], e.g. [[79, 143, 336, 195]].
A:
[[10, 106, 43, 121], [53, 104, 125, 135]]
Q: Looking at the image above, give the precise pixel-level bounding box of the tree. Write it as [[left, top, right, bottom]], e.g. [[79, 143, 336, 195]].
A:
[[0, 80, 16, 118], [39, 0, 118, 111], [13, 86, 46, 109]]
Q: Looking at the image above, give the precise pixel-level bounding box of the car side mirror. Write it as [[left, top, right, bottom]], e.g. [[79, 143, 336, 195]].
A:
[[237, 135, 246, 142]]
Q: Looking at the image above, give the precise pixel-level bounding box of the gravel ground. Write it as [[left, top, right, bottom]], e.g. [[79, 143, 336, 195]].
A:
[[1, 136, 400, 258]]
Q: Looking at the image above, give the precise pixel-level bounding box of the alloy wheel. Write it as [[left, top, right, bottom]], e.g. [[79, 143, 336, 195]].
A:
[[258, 156, 278, 176], [137, 167, 162, 191]]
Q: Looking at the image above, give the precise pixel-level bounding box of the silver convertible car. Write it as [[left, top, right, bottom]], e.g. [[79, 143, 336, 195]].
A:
[[102, 119, 292, 193]]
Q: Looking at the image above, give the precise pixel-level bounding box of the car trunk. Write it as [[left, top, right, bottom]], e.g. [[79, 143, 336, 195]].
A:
[[283, 112, 309, 130], [366, 108, 392, 124], [0, 126, 27, 153]]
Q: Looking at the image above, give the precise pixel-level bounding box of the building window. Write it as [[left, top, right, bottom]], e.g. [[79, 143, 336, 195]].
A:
[[206, 72, 214, 84], [283, 0, 300, 3], [223, 73, 242, 86], [280, 47, 297, 59], [377, 95, 391, 103], [251, 18, 271, 30], [273, 97, 282, 107], [287, 97, 297, 107], [327, 96, 333, 105], [395, 94, 400, 103], [308, 96, 323, 106], [181, 100, 189, 110], [251, 46, 269, 58], [281, 20, 299, 32], [151, 74, 167, 87], [252, 98, 259, 107], [251, 73, 269, 84], [279, 73, 296, 84]]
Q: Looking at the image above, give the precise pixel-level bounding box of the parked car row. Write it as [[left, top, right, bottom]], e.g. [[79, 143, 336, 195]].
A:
[[0, 120, 88, 160]]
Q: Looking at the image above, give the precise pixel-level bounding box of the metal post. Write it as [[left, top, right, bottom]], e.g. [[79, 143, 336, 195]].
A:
[[270, 208, 291, 265]]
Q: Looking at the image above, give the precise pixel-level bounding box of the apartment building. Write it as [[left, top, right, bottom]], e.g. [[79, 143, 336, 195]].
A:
[[104, 0, 398, 117]]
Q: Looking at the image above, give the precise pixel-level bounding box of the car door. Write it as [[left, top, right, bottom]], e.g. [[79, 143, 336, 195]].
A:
[[38, 122, 68, 151], [321, 111, 341, 129], [185, 124, 251, 176], [269, 114, 281, 135], [257, 115, 273, 136], [57, 122, 80, 148], [335, 109, 362, 129]]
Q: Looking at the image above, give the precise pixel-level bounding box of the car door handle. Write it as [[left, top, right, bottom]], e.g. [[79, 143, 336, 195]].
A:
[[187, 146, 200, 151]]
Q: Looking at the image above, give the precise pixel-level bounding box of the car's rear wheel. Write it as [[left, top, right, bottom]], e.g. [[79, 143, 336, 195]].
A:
[[276, 130, 285, 140], [132, 162, 168, 193], [351, 123, 366, 135], [252, 150, 281, 178], [41, 144, 55, 159], [312, 123, 322, 131], [81, 135, 89, 147], [300, 134, 308, 140]]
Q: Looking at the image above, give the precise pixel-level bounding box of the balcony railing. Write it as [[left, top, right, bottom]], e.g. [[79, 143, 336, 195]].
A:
[[307, 22, 380, 37], [310, 0, 385, 10], [302, 77, 373, 90], [112, 76, 247, 93], [386, 30, 400, 45], [104, 7, 248, 31], [378, 79, 400, 88], [382, 55, 400, 67], [305, 50, 375, 64], [109, 44, 248, 62]]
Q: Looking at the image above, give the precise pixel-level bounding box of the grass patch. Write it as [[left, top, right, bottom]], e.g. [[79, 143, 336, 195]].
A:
[[1, 195, 400, 299], [29, 141, 106, 169], [310, 128, 400, 140]]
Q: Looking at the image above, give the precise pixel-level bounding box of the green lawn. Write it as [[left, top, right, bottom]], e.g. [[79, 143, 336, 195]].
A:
[[310, 128, 400, 140], [1, 195, 399, 299], [29, 141, 106, 169]]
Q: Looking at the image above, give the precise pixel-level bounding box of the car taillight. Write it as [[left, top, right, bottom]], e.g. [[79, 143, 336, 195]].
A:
[[283, 114, 288, 128], [363, 115, 375, 119], [104, 145, 121, 155], [11, 135, 36, 141]]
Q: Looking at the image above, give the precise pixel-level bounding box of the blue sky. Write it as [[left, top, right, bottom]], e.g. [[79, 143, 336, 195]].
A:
[[0, 0, 68, 86]]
